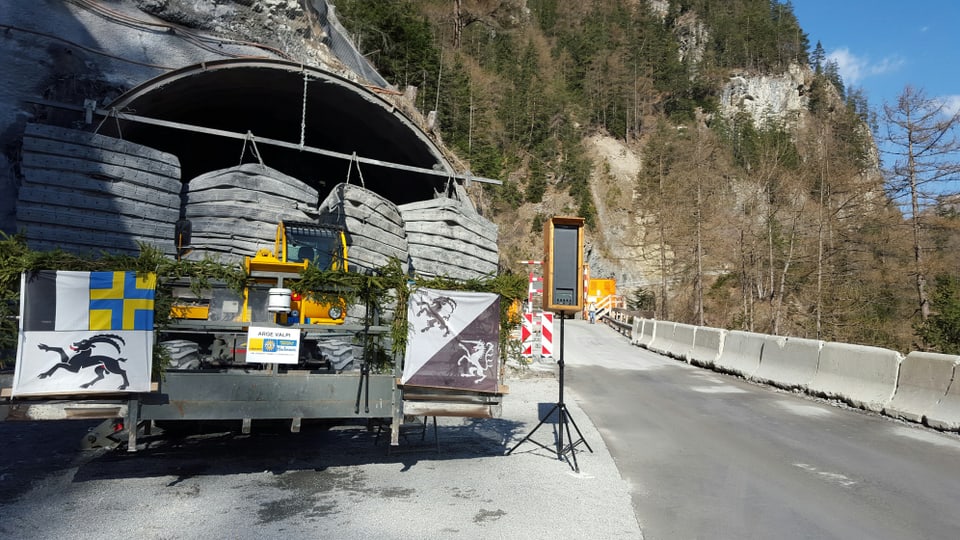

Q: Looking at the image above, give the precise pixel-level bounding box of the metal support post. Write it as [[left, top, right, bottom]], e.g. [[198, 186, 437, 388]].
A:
[[506, 313, 593, 471]]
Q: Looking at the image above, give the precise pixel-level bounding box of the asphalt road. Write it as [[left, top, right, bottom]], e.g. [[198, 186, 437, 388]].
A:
[[561, 318, 960, 540], [0, 372, 641, 539]]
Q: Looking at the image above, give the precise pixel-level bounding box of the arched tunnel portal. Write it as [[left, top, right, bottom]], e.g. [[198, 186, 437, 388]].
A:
[[99, 58, 458, 205]]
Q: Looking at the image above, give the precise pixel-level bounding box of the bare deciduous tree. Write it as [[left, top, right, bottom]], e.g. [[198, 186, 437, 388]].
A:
[[883, 85, 960, 321]]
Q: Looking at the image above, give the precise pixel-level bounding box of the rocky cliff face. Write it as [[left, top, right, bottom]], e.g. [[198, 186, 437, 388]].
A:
[[582, 133, 659, 289], [720, 64, 809, 128], [582, 64, 815, 293], [674, 11, 709, 66], [573, 62, 817, 294], [477, 2, 825, 295]]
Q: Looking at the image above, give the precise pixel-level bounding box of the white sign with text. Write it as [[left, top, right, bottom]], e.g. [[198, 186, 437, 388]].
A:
[[245, 326, 301, 364]]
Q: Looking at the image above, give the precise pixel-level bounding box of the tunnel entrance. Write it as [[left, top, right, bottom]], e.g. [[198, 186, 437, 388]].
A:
[[98, 58, 455, 204]]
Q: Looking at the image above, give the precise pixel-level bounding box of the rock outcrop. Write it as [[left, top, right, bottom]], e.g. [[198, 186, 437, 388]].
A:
[[720, 64, 809, 128]]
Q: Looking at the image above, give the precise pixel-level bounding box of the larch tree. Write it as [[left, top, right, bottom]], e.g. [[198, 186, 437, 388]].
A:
[[882, 85, 960, 322], [682, 119, 729, 326], [637, 121, 685, 320]]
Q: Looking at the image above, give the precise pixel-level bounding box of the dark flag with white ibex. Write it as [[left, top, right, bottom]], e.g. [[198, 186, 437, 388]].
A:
[[13, 270, 156, 396], [402, 288, 500, 392]]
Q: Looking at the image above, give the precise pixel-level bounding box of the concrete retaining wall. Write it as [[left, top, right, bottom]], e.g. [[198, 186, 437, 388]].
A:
[[885, 352, 959, 423], [923, 355, 960, 431], [689, 327, 725, 368], [751, 336, 822, 390], [808, 343, 901, 412]]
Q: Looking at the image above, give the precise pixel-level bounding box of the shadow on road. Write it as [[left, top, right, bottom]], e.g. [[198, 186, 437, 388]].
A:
[[0, 416, 526, 503], [66, 417, 527, 483]]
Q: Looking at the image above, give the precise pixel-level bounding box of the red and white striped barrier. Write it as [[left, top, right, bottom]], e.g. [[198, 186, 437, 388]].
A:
[[520, 260, 543, 310], [541, 312, 554, 358], [521, 312, 535, 356], [583, 266, 590, 319], [528, 278, 542, 306]]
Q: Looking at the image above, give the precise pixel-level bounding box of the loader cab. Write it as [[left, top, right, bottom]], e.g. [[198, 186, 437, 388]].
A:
[[280, 222, 348, 271], [245, 221, 349, 326], [170, 221, 349, 326]]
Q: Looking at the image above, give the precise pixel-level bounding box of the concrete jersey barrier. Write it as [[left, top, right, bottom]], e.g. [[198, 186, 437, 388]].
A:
[[808, 342, 901, 412], [689, 327, 725, 368], [638, 318, 656, 348], [648, 321, 675, 356], [627, 318, 959, 432], [923, 354, 960, 431], [714, 330, 765, 378], [664, 323, 696, 361], [630, 317, 641, 345], [885, 351, 959, 424], [750, 336, 822, 390]]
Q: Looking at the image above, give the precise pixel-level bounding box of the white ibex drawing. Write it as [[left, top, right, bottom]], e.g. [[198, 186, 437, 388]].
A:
[[457, 339, 495, 383]]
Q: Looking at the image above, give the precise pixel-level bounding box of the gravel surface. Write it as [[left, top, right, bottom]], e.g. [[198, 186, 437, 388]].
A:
[[0, 367, 642, 539]]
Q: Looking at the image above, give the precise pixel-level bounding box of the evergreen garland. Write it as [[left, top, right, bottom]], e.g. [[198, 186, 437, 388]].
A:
[[294, 258, 527, 361], [0, 233, 247, 374], [1, 233, 526, 375]]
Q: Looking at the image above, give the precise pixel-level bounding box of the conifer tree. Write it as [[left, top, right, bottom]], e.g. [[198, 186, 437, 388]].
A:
[[811, 41, 826, 74]]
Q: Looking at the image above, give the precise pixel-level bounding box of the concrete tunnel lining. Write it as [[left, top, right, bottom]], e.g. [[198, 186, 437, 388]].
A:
[[98, 58, 457, 205]]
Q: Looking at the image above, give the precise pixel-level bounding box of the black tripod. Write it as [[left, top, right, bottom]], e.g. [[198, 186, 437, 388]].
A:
[[507, 312, 593, 472]]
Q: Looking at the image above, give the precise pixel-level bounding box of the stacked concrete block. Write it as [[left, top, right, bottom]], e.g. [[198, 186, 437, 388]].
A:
[[160, 340, 202, 370], [184, 163, 320, 264], [17, 124, 182, 257], [316, 339, 357, 371], [398, 187, 498, 281], [319, 182, 408, 274]]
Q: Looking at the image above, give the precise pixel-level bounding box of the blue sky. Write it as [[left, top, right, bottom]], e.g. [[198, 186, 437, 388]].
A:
[[792, 1, 960, 115]]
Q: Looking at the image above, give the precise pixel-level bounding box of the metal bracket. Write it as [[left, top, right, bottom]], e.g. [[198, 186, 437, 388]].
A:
[[83, 98, 97, 124]]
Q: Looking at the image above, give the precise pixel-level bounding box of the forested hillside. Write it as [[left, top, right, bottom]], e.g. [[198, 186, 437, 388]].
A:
[[335, 0, 958, 353]]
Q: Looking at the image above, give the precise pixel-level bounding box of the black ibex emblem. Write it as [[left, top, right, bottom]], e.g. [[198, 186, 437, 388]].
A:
[[37, 334, 130, 390]]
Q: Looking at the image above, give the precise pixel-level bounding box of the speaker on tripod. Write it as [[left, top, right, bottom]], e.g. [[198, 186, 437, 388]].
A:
[[507, 217, 593, 471]]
